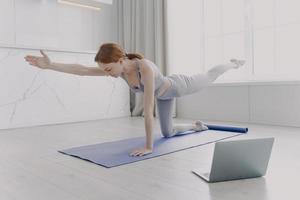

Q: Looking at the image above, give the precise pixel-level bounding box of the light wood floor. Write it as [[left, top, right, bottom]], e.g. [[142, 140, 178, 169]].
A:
[[0, 117, 299, 200]]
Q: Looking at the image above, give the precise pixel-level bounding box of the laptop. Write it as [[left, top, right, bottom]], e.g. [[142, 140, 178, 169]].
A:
[[192, 137, 274, 183]]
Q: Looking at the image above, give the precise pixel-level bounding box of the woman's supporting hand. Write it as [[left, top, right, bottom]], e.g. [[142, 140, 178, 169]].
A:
[[129, 147, 153, 157], [24, 50, 52, 69]]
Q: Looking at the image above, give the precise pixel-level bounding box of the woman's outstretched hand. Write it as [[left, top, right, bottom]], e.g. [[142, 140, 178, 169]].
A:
[[130, 147, 153, 157], [24, 50, 51, 69]]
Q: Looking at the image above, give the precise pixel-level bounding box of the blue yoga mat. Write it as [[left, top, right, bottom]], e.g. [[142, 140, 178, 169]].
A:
[[59, 126, 248, 168]]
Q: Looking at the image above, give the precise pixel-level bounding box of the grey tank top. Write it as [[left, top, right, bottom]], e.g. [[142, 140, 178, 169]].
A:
[[120, 59, 167, 97]]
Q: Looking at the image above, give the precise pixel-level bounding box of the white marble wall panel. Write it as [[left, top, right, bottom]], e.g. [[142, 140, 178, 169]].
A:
[[0, 47, 130, 130]]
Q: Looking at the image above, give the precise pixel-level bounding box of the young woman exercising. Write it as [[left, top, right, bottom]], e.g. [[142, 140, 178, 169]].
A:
[[24, 43, 245, 157]]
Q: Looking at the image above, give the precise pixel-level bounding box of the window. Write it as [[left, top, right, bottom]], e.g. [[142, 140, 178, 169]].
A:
[[203, 0, 300, 82]]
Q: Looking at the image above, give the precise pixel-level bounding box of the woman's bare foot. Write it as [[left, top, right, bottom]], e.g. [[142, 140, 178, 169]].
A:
[[230, 59, 245, 69], [194, 120, 208, 131]]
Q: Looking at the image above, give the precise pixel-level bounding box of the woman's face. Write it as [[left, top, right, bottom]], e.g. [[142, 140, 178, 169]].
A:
[[98, 60, 123, 78]]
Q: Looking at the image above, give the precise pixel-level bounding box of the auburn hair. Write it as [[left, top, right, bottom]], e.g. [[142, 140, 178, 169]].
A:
[[94, 43, 144, 63]]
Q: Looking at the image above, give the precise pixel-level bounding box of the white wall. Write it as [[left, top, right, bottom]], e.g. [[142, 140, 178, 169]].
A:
[[0, 0, 130, 130], [177, 83, 300, 127], [165, 0, 248, 80], [0, 0, 117, 51], [166, 0, 300, 127], [166, 0, 300, 82], [165, 0, 205, 76]]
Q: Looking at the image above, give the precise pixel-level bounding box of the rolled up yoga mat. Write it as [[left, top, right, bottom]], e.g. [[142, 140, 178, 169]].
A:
[[205, 124, 248, 133], [59, 126, 248, 168]]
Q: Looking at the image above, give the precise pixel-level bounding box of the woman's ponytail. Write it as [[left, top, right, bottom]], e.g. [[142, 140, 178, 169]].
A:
[[125, 53, 144, 60]]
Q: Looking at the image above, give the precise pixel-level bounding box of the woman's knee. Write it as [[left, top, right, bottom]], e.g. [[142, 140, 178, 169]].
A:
[[161, 128, 176, 138], [162, 131, 175, 138]]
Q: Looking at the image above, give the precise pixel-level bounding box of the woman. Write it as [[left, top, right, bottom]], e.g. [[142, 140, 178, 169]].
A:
[[24, 43, 245, 157]]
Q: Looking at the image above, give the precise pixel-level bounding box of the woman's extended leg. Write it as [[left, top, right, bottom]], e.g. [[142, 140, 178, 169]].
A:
[[206, 59, 245, 81], [169, 59, 245, 97], [156, 98, 208, 138], [158, 59, 245, 135]]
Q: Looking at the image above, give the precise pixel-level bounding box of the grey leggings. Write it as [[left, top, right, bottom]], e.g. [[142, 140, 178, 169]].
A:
[[156, 63, 237, 138]]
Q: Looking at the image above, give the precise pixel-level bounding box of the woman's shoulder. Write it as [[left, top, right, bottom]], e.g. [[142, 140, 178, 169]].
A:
[[138, 58, 155, 72], [139, 58, 150, 65]]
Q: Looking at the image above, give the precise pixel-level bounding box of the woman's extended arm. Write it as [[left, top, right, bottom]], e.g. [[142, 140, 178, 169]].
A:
[[130, 63, 155, 157], [25, 50, 106, 76], [50, 63, 106, 76]]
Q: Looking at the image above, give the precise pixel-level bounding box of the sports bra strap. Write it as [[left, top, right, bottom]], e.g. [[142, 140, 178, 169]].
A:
[[135, 60, 143, 86]]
